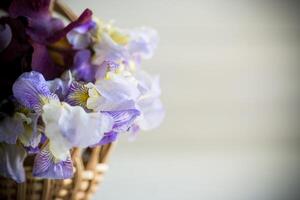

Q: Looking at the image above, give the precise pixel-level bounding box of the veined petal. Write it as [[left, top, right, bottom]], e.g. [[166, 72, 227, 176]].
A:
[[32, 145, 73, 179], [66, 81, 89, 107], [12, 71, 58, 112], [103, 109, 140, 132], [0, 143, 27, 183], [97, 131, 118, 146], [0, 113, 24, 144]]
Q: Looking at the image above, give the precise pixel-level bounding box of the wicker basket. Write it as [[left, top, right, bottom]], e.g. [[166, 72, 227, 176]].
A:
[[0, 143, 115, 200], [0, 1, 115, 199]]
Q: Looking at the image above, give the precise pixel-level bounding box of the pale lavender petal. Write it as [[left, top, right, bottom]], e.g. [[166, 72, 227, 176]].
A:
[[128, 124, 140, 142], [57, 104, 113, 148], [12, 71, 57, 112], [103, 109, 140, 132], [0, 115, 24, 144], [0, 143, 27, 183], [32, 145, 73, 179], [128, 27, 158, 59], [137, 98, 165, 130]]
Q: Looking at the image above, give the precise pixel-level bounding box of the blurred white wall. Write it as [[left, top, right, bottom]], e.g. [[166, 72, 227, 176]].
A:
[[68, 1, 300, 199]]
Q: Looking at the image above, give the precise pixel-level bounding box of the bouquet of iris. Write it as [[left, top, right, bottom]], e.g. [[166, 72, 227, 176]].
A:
[[0, 0, 164, 187]]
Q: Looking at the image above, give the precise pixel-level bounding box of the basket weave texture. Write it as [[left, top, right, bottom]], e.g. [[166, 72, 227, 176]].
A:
[[0, 144, 114, 200]]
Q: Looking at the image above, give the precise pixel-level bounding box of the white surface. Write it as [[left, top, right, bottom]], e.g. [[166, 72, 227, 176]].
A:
[[67, 1, 300, 199]]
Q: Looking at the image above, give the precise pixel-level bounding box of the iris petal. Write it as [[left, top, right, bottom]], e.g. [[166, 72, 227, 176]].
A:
[[0, 143, 27, 183], [12, 71, 58, 112], [103, 109, 140, 132], [98, 131, 118, 145], [32, 145, 73, 179], [0, 113, 24, 144]]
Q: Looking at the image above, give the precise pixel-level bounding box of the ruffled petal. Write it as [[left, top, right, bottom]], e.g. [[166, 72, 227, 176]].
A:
[[93, 33, 127, 66], [134, 70, 164, 130], [127, 27, 158, 59], [12, 71, 58, 112], [41, 101, 72, 160], [137, 98, 164, 130], [0, 143, 27, 183], [96, 72, 140, 102], [32, 145, 73, 179], [103, 109, 140, 132], [58, 103, 114, 147]]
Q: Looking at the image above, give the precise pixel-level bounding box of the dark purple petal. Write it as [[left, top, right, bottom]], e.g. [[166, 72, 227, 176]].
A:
[[103, 109, 140, 132], [33, 145, 73, 179], [98, 131, 118, 145], [47, 9, 93, 43], [9, 0, 65, 43], [12, 71, 56, 112], [27, 18, 64, 44], [9, 0, 51, 19], [0, 17, 32, 101], [0, 143, 27, 183], [31, 43, 67, 79], [72, 50, 96, 82]]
